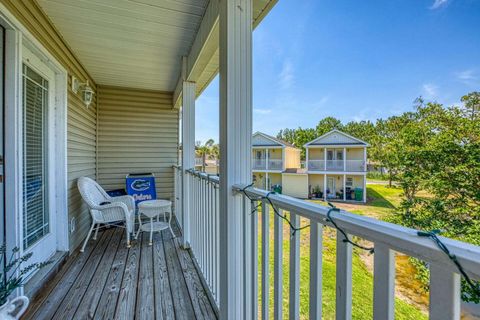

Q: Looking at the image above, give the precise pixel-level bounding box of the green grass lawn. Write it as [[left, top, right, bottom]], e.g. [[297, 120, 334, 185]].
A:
[[257, 183, 428, 319]]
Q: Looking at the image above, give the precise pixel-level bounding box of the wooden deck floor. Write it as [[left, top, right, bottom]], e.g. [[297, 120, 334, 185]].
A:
[[23, 224, 217, 320]]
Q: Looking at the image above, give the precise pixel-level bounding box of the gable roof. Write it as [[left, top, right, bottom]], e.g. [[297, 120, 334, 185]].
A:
[[252, 132, 297, 148], [304, 129, 369, 147]]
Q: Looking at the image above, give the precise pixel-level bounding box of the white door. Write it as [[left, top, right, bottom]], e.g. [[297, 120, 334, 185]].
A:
[[21, 49, 57, 266], [327, 176, 335, 198], [336, 150, 344, 170]]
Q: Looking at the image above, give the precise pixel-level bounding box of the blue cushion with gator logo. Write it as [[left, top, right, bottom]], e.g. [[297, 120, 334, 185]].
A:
[[126, 173, 157, 206]]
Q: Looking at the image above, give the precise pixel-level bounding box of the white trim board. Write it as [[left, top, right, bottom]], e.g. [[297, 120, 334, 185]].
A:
[[0, 3, 69, 293], [304, 129, 370, 147]]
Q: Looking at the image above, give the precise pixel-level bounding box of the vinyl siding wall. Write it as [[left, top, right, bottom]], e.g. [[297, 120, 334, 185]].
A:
[[284, 147, 301, 168], [0, 0, 98, 251], [347, 148, 364, 160], [308, 148, 324, 160], [97, 86, 178, 202], [282, 174, 308, 198]]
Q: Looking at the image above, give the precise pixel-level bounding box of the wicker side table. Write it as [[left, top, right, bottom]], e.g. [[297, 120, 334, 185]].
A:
[[135, 200, 174, 245]]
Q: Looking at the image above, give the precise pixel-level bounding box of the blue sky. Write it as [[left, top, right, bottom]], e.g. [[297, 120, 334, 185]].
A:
[[195, 0, 480, 143]]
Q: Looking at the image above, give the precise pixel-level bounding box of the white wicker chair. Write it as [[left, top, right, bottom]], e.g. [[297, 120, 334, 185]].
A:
[[77, 177, 135, 252]]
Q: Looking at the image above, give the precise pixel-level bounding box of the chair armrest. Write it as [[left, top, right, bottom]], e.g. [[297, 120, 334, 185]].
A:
[[96, 201, 128, 211], [95, 201, 134, 233], [111, 195, 135, 212]]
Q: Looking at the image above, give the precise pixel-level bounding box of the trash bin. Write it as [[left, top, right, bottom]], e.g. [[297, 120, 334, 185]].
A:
[[354, 187, 363, 201], [272, 184, 282, 194]]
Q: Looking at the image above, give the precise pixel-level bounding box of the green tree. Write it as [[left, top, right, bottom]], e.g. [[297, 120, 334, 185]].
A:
[[460, 91, 480, 120], [277, 127, 316, 160], [196, 139, 215, 172], [343, 120, 377, 144], [389, 95, 480, 302], [315, 117, 343, 136]]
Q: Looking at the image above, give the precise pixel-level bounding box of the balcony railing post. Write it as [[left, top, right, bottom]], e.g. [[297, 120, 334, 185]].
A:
[[336, 232, 353, 320], [181, 71, 196, 249], [219, 0, 253, 317], [373, 243, 395, 320], [429, 265, 461, 319]]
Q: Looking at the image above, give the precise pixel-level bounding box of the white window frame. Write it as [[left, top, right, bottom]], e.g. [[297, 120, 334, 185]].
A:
[[346, 177, 353, 187], [0, 4, 68, 290]]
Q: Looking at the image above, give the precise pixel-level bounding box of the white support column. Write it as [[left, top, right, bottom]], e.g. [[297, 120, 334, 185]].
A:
[[363, 147, 367, 172], [265, 148, 269, 170], [219, 0, 253, 318], [181, 72, 196, 249], [324, 147, 327, 171], [323, 174, 327, 201], [363, 175, 367, 203], [266, 172, 269, 190], [364, 147, 368, 202], [306, 147, 309, 171], [343, 147, 346, 171], [343, 174, 346, 201]]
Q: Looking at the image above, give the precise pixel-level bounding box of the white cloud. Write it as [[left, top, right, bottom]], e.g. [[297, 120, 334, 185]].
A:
[[254, 108, 272, 115], [279, 60, 294, 90], [422, 83, 438, 98], [430, 0, 448, 9], [456, 69, 476, 81], [455, 69, 478, 87]]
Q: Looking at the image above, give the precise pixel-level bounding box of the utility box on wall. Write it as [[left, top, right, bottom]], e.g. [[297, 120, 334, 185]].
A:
[[126, 173, 157, 205]]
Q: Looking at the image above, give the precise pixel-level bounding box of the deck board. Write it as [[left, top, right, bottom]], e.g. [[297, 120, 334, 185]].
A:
[[163, 230, 197, 319], [153, 232, 175, 319], [52, 230, 114, 319], [23, 223, 217, 320], [114, 231, 142, 320], [135, 233, 155, 320], [94, 227, 130, 320], [74, 228, 123, 319], [24, 231, 104, 320]]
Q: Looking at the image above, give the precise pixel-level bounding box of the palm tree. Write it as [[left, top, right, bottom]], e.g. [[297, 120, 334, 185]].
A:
[[196, 139, 215, 172], [210, 143, 220, 174]]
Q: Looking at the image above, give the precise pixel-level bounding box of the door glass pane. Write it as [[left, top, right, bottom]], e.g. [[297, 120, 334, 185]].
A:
[[22, 64, 49, 249], [327, 150, 333, 160]]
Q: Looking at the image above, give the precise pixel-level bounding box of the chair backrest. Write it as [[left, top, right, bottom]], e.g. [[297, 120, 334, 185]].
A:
[[77, 177, 110, 208]]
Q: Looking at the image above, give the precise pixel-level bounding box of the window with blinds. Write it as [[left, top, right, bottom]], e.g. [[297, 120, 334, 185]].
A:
[[22, 64, 49, 249]]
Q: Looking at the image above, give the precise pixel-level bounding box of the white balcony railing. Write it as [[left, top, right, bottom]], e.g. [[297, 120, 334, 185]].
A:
[[252, 158, 283, 170], [308, 160, 325, 171], [232, 185, 480, 319], [174, 167, 480, 318], [308, 159, 366, 172], [326, 159, 344, 171], [173, 165, 183, 229], [185, 169, 220, 306], [346, 160, 365, 172], [252, 158, 266, 170], [268, 159, 283, 170]]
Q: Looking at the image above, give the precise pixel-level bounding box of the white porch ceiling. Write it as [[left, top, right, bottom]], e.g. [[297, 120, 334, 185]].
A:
[[38, 0, 208, 91], [38, 0, 276, 92]]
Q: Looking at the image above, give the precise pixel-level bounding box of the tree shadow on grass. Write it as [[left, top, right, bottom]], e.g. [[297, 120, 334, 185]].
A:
[[366, 187, 396, 209]]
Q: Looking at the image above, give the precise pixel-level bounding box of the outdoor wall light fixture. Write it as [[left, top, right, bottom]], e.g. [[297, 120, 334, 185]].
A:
[[81, 81, 94, 108], [71, 75, 95, 108]]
